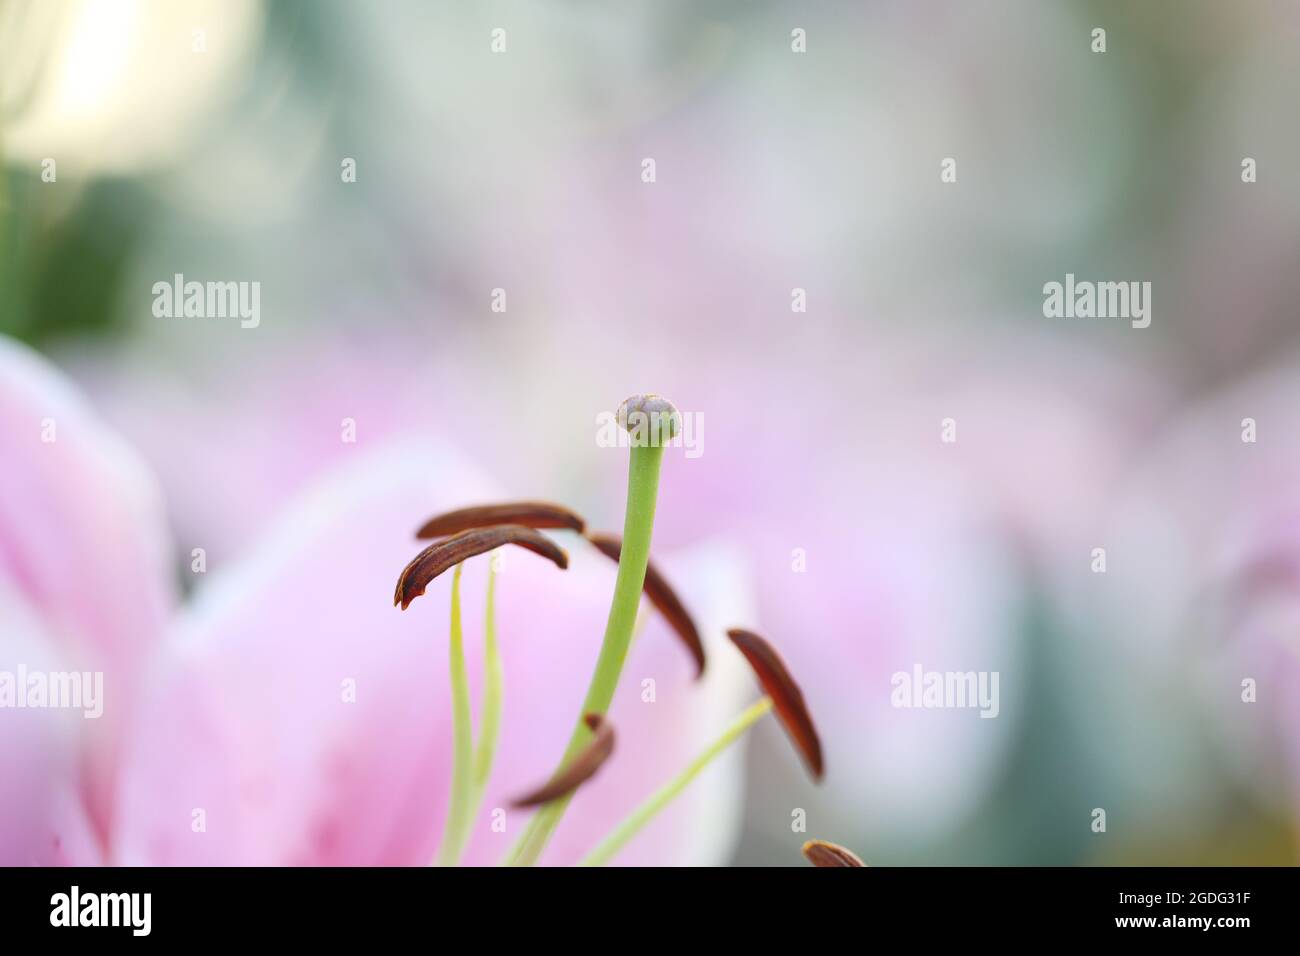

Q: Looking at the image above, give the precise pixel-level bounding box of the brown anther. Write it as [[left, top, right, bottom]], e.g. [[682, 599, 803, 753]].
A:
[[394, 525, 568, 610], [585, 532, 705, 679], [415, 501, 586, 540], [511, 714, 615, 807], [726, 628, 824, 781], [802, 839, 865, 867]]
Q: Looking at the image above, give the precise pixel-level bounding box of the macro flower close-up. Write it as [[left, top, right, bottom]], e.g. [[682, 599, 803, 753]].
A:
[[3, 1, 1300, 940]]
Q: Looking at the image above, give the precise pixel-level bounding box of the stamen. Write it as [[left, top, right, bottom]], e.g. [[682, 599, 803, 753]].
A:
[[415, 501, 586, 539], [577, 697, 774, 866], [471, 556, 503, 808], [394, 525, 567, 610], [511, 714, 616, 807], [727, 628, 824, 781], [585, 531, 705, 678], [802, 839, 865, 867], [434, 563, 474, 866]]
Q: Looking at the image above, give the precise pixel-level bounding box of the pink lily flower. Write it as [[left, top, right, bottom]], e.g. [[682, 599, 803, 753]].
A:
[[0, 337, 175, 864], [78, 322, 1156, 852], [0, 336, 755, 866]]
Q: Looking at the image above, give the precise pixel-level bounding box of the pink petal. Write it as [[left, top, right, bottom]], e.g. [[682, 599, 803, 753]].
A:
[[0, 337, 174, 672], [111, 442, 486, 864], [459, 540, 753, 867], [112, 440, 752, 865], [0, 582, 101, 865], [0, 336, 176, 843]]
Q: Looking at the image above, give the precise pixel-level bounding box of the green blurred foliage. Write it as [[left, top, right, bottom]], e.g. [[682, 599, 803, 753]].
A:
[[1, 168, 154, 346]]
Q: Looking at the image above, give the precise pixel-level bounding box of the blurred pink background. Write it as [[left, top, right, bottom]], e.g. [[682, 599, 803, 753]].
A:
[[3, 0, 1300, 865]]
